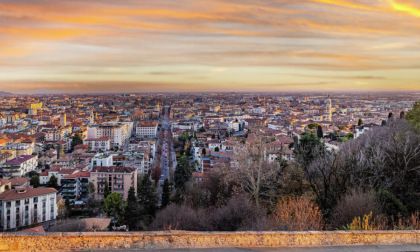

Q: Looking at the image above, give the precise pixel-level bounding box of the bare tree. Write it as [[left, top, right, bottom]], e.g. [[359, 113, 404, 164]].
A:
[[235, 134, 282, 207], [151, 165, 162, 186]]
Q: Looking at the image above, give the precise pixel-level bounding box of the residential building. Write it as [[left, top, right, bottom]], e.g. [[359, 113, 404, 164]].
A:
[[60, 113, 66, 127], [87, 122, 131, 149], [0, 187, 57, 231], [60, 171, 91, 201], [1, 155, 38, 179], [90, 166, 137, 201], [90, 153, 113, 169], [83, 137, 110, 152], [136, 122, 158, 138], [0, 179, 11, 193]]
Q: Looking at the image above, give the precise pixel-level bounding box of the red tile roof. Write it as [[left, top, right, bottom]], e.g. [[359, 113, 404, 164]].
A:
[[0, 188, 56, 201], [63, 171, 90, 179], [11, 177, 30, 186], [139, 122, 157, 127], [84, 137, 109, 141], [91, 166, 136, 173], [4, 155, 36, 165], [0, 179, 11, 186], [19, 225, 45, 233]]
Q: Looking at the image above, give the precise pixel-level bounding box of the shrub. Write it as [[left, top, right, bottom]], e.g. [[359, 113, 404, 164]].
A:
[[150, 204, 211, 231], [332, 189, 381, 228], [210, 195, 269, 231], [271, 196, 323, 231], [347, 212, 386, 230]]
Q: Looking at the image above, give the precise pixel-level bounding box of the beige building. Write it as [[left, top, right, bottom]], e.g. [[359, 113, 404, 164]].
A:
[[0, 179, 11, 193], [90, 166, 137, 201]]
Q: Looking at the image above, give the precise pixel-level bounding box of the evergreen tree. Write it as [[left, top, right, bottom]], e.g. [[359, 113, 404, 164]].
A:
[[30, 175, 40, 188], [317, 125, 323, 139], [171, 189, 184, 205], [87, 182, 96, 194], [294, 132, 326, 169], [174, 155, 193, 190], [124, 187, 139, 230], [405, 101, 420, 131], [71, 133, 84, 151], [104, 182, 111, 199], [47, 174, 58, 189], [138, 175, 158, 217], [103, 192, 124, 223], [358, 119, 363, 126], [161, 179, 171, 208], [65, 197, 72, 216]]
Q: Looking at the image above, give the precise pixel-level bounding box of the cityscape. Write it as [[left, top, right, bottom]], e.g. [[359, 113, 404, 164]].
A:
[[0, 0, 419, 251], [0, 92, 418, 232]]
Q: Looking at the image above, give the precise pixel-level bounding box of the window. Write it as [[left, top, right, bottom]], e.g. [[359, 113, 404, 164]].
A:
[[15, 200, 20, 207]]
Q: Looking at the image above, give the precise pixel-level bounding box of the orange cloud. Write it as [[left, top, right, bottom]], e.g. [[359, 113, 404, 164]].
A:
[[387, 0, 420, 17], [0, 0, 419, 92]]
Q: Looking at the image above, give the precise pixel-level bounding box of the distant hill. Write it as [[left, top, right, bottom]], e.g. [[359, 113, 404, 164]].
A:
[[0, 91, 13, 96]]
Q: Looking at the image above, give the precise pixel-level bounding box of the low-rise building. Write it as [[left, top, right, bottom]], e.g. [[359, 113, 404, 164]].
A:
[[90, 153, 113, 169], [0, 179, 11, 193]]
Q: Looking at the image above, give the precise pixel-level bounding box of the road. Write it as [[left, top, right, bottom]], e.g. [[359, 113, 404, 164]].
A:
[[157, 106, 175, 197]]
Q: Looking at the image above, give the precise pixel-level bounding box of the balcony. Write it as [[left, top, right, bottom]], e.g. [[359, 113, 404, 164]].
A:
[[61, 189, 76, 193], [61, 184, 76, 188]]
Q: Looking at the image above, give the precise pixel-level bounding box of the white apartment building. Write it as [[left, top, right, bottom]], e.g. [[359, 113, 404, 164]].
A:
[[87, 122, 131, 149], [90, 153, 114, 169], [1, 155, 38, 179], [136, 122, 158, 138], [0, 188, 57, 231], [83, 137, 111, 152]]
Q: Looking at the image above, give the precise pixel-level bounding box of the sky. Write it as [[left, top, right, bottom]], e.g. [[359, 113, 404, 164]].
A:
[[0, 0, 420, 93]]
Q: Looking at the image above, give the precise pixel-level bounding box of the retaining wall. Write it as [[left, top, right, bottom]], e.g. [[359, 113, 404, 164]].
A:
[[0, 231, 419, 251]]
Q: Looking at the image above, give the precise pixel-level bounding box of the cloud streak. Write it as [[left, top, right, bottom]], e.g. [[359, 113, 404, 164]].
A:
[[0, 0, 419, 92]]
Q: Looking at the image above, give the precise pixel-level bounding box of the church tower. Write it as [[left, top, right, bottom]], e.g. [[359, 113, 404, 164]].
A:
[[326, 95, 332, 122]]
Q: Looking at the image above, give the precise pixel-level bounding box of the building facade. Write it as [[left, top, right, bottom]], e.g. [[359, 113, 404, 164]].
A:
[[83, 137, 110, 152], [1, 155, 38, 179], [0, 188, 57, 231], [136, 122, 158, 138], [90, 166, 137, 201]]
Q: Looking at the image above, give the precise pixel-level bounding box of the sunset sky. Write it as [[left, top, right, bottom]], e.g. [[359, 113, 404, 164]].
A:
[[0, 0, 420, 93]]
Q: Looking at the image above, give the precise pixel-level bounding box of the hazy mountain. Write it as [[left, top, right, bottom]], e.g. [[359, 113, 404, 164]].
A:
[[0, 91, 13, 96]]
